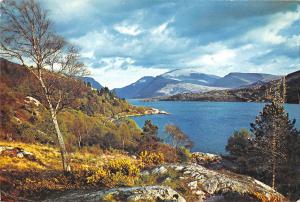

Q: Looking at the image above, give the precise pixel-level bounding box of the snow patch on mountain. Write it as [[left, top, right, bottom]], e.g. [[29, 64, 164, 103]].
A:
[[157, 83, 226, 96]]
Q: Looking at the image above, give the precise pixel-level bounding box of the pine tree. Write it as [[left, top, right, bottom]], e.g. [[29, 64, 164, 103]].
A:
[[250, 77, 299, 190], [251, 101, 288, 189]]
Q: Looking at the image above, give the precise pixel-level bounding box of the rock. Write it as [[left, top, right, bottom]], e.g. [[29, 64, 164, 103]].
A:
[[192, 152, 222, 164], [202, 179, 218, 194], [0, 146, 14, 153], [0, 146, 45, 166], [159, 110, 169, 114], [203, 195, 224, 202], [141, 170, 150, 175], [164, 163, 285, 201], [187, 181, 197, 190], [194, 190, 206, 201], [17, 153, 24, 158], [152, 166, 168, 174], [25, 96, 41, 106], [174, 165, 184, 171], [144, 108, 170, 115], [194, 190, 205, 196], [127, 186, 185, 202], [48, 186, 186, 202]]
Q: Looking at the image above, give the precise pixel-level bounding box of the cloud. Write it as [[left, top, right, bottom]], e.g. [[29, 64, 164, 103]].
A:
[[91, 64, 168, 89], [243, 7, 300, 45], [40, 0, 300, 88], [114, 23, 143, 36]]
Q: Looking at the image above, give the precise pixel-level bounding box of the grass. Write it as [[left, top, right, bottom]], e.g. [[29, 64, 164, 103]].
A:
[[0, 140, 136, 171], [0, 140, 138, 201]]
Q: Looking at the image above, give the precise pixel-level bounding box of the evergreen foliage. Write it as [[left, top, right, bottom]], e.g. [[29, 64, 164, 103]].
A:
[[226, 79, 300, 199]]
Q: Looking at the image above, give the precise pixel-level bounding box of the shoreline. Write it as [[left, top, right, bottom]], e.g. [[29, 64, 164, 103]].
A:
[[128, 108, 170, 117], [116, 107, 170, 120]]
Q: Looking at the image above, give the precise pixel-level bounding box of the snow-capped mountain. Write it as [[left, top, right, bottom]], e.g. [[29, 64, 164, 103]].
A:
[[114, 68, 280, 99], [162, 68, 220, 85], [157, 83, 225, 95]]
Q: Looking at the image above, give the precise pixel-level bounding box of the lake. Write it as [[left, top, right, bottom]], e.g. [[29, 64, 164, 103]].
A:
[[128, 100, 300, 154]]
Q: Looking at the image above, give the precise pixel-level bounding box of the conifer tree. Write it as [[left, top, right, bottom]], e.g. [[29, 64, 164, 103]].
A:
[[250, 77, 299, 189]]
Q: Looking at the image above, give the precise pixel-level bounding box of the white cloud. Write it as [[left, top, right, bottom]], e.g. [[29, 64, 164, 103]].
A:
[[100, 57, 135, 69], [42, 0, 95, 22], [114, 23, 143, 36], [186, 46, 237, 69], [244, 7, 300, 45], [90, 65, 168, 89]]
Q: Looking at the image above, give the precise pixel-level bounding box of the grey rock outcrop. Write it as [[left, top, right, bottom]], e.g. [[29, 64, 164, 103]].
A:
[[156, 163, 285, 201], [48, 185, 185, 202], [46, 163, 286, 202]]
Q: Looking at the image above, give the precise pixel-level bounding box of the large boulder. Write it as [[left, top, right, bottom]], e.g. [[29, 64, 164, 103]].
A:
[[153, 164, 286, 202], [47, 186, 185, 202]]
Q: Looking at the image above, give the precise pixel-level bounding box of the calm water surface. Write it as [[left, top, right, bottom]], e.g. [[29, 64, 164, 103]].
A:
[[128, 100, 300, 154]]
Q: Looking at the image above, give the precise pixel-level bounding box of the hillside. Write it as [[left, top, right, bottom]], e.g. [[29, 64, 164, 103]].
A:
[[286, 70, 300, 104], [114, 68, 280, 99], [0, 58, 152, 149], [158, 70, 299, 104], [80, 76, 103, 90]]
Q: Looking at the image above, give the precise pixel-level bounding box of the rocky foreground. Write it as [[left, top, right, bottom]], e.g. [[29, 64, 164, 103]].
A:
[[1, 145, 287, 202], [49, 162, 285, 202]]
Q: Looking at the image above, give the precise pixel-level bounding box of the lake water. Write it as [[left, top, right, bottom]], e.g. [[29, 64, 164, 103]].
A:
[[128, 100, 300, 154]]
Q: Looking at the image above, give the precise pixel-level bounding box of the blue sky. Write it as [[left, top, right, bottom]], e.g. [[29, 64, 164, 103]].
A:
[[41, 0, 300, 88]]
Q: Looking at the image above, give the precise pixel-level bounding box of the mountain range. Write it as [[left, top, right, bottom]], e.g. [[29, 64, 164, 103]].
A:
[[113, 68, 280, 98], [158, 70, 300, 104]]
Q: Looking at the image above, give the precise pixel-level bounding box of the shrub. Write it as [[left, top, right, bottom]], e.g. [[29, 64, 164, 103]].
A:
[[226, 128, 253, 157], [138, 151, 165, 168], [177, 147, 192, 162], [87, 158, 140, 187]]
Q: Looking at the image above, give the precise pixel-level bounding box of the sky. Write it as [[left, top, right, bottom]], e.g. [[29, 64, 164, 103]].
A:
[[40, 0, 300, 89]]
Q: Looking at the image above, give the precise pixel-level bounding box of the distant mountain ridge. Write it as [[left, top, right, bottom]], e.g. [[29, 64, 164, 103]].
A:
[[157, 70, 299, 104], [80, 77, 103, 90], [114, 68, 280, 99], [114, 76, 155, 98], [212, 72, 280, 88]]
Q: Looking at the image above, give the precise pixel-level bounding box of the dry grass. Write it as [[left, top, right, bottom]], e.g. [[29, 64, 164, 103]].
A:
[[0, 140, 140, 201], [0, 140, 136, 171]]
